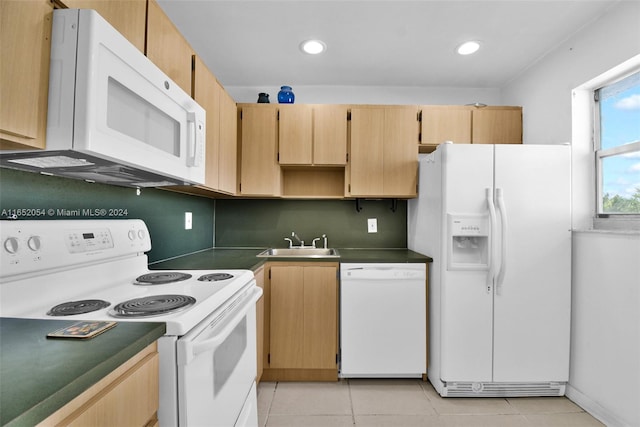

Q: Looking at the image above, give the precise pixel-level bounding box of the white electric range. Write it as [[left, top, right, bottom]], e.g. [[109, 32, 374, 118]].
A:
[[0, 219, 261, 427]]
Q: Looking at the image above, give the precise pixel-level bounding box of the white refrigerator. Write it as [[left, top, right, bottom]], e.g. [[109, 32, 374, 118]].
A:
[[408, 143, 571, 397]]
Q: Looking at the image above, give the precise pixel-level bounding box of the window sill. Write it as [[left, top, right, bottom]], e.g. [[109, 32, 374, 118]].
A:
[[580, 216, 640, 235]]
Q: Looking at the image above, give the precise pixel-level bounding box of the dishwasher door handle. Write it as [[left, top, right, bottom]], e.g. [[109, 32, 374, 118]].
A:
[[341, 270, 425, 281]]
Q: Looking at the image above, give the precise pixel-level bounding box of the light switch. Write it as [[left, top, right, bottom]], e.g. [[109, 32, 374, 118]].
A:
[[185, 212, 192, 230], [368, 218, 377, 233]]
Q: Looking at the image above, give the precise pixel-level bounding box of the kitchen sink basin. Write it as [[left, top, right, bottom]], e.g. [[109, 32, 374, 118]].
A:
[[257, 248, 340, 258]]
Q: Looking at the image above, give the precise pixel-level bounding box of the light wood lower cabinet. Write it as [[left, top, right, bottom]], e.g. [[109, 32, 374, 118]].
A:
[[261, 262, 338, 381], [254, 265, 265, 383], [37, 343, 159, 427]]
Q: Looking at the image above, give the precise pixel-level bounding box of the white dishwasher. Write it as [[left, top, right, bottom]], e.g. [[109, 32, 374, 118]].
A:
[[340, 263, 427, 378]]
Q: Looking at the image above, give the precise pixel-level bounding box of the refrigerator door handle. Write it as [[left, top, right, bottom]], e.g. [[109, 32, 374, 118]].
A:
[[495, 187, 508, 295], [486, 188, 497, 294]]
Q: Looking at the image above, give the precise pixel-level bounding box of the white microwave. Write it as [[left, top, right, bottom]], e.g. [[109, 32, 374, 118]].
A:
[[0, 9, 206, 188]]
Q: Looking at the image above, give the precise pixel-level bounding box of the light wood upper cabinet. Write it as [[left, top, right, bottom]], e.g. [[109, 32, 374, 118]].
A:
[[0, 0, 53, 150], [146, 0, 193, 95], [349, 106, 419, 198], [239, 105, 281, 196], [218, 88, 238, 194], [472, 107, 522, 144], [268, 264, 338, 375], [62, 0, 146, 53], [278, 105, 313, 164], [419, 105, 522, 152], [193, 56, 221, 190], [278, 104, 348, 166], [421, 105, 472, 145], [313, 105, 348, 165]]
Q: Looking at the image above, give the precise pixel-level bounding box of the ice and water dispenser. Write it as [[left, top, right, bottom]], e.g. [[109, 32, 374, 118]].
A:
[[447, 214, 490, 270]]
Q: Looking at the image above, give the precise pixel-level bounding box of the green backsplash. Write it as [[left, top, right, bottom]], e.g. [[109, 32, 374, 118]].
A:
[[215, 199, 407, 248], [1, 169, 409, 262], [0, 168, 215, 262]]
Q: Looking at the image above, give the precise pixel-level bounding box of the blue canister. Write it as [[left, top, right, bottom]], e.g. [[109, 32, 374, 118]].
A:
[[277, 86, 295, 104]]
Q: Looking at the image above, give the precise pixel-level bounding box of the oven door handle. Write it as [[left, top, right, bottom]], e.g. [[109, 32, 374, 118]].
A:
[[178, 287, 262, 365]]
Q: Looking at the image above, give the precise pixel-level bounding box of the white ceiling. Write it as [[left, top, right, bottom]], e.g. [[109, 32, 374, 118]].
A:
[[157, 0, 618, 89]]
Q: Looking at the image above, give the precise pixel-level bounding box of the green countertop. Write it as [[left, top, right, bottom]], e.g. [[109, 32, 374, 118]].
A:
[[0, 318, 166, 427], [150, 247, 431, 271]]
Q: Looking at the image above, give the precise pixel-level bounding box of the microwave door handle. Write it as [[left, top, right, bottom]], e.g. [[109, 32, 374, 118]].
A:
[[180, 288, 262, 364], [186, 112, 203, 167]]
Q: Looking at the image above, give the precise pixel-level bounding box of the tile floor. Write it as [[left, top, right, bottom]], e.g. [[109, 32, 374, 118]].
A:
[[257, 379, 604, 427]]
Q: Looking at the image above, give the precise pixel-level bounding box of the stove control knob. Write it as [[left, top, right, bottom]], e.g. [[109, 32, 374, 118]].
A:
[[137, 229, 145, 240], [128, 230, 136, 240], [27, 236, 42, 251], [4, 237, 19, 254]]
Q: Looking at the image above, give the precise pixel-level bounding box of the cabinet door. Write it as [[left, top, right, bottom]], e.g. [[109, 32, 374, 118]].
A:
[[472, 107, 522, 144], [269, 266, 304, 369], [254, 266, 265, 382], [146, 0, 193, 95], [383, 107, 419, 197], [313, 105, 348, 165], [193, 56, 220, 190], [0, 0, 53, 150], [420, 106, 472, 145], [62, 0, 146, 53], [239, 105, 281, 196], [218, 89, 238, 194], [349, 107, 418, 197], [278, 105, 313, 165], [349, 108, 385, 196], [303, 266, 338, 369]]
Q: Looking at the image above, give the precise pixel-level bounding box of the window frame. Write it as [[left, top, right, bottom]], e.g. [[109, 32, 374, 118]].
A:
[[593, 71, 640, 221]]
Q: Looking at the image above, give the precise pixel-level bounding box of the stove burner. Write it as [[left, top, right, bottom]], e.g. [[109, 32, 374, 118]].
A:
[[111, 295, 196, 317], [198, 273, 234, 282], [47, 299, 111, 316], [134, 272, 192, 285]]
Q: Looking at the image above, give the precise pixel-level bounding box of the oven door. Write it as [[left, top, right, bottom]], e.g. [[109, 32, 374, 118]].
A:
[[176, 285, 262, 427]]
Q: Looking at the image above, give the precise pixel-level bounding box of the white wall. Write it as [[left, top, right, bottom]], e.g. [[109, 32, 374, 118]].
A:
[[570, 231, 640, 427], [227, 85, 501, 106], [501, 1, 640, 145], [501, 2, 640, 426]]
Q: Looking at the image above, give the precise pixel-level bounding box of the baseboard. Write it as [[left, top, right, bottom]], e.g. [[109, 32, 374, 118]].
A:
[[566, 384, 631, 427]]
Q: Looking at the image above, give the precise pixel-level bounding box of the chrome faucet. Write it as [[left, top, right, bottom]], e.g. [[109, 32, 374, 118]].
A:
[[291, 231, 304, 247], [284, 237, 293, 248], [311, 234, 328, 248]]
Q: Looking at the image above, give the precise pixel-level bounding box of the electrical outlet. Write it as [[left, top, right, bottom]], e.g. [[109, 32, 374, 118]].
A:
[[367, 218, 377, 233], [185, 212, 192, 230]]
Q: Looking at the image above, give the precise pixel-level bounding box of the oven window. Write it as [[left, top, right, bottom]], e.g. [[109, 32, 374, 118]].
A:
[[214, 317, 247, 396], [107, 77, 180, 156]]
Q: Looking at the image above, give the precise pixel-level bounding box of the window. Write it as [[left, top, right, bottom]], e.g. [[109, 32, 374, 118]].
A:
[[595, 71, 640, 215]]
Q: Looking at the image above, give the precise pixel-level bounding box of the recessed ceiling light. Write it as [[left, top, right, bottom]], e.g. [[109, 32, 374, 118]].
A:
[[300, 39, 326, 55], [457, 41, 480, 55]]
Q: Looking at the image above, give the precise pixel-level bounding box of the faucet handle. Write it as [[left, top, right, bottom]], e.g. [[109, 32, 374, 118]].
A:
[[284, 237, 293, 248], [312, 238, 321, 248]]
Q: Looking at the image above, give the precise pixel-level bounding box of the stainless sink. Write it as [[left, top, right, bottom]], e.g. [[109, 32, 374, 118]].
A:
[[257, 247, 340, 258]]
